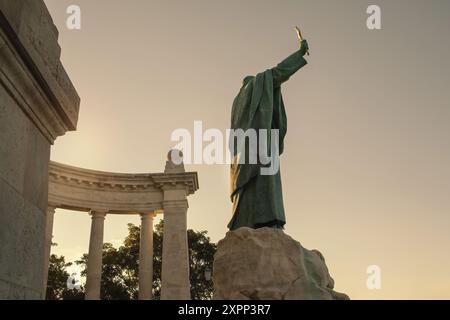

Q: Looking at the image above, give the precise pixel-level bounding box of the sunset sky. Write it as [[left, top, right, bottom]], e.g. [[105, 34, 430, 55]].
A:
[[44, 0, 450, 299]]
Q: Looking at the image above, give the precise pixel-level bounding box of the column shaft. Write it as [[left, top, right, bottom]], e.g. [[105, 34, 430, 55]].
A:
[[42, 206, 56, 298], [139, 213, 155, 300], [85, 211, 106, 300], [161, 201, 190, 299]]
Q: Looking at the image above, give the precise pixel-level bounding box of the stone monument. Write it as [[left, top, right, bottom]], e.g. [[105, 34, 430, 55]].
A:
[[214, 32, 348, 300], [0, 0, 80, 299]]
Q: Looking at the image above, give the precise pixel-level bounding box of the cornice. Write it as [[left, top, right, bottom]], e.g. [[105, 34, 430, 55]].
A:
[[49, 161, 199, 195], [0, 2, 80, 143]]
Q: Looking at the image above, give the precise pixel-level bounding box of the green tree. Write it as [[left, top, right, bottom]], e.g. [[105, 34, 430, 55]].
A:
[[187, 228, 216, 300], [74, 220, 216, 300], [46, 252, 84, 300], [77, 242, 138, 300]]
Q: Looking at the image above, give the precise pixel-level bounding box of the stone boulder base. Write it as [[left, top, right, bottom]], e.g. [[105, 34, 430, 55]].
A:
[[213, 227, 349, 300]]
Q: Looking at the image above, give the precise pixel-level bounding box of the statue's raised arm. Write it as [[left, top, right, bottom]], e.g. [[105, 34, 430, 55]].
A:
[[272, 39, 309, 87]]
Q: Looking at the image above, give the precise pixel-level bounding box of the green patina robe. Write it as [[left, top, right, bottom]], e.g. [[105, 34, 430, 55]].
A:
[[228, 50, 307, 230]]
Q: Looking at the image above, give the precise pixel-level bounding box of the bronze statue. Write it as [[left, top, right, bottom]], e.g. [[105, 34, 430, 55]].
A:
[[228, 29, 309, 230]]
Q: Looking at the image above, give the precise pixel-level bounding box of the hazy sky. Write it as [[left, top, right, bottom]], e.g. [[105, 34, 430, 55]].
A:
[[44, 0, 450, 299]]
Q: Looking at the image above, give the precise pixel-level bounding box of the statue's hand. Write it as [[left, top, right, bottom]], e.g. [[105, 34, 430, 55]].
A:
[[299, 39, 309, 56]]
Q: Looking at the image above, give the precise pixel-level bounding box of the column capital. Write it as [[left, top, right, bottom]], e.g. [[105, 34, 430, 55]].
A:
[[140, 212, 157, 219], [163, 199, 189, 210], [47, 204, 58, 212], [89, 210, 107, 219]]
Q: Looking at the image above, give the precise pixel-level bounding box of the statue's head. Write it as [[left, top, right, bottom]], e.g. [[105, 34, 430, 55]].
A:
[[242, 75, 255, 87]]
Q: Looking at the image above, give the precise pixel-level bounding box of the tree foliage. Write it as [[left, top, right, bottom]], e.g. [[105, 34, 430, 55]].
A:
[[46, 252, 84, 300]]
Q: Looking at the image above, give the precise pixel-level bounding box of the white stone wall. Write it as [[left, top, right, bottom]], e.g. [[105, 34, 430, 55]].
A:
[[0, 0, 80, 299], [0, 88, 49, 298]]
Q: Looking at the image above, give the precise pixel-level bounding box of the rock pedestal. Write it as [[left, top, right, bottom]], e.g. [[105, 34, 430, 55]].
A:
[[213, 227, 349, 300]]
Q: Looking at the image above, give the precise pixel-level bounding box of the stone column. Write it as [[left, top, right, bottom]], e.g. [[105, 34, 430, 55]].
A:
[[161, 194, 190, 300], [139, 212, 155, 300], [85, 211, 106, 300], [42, 205, 56, 298]]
